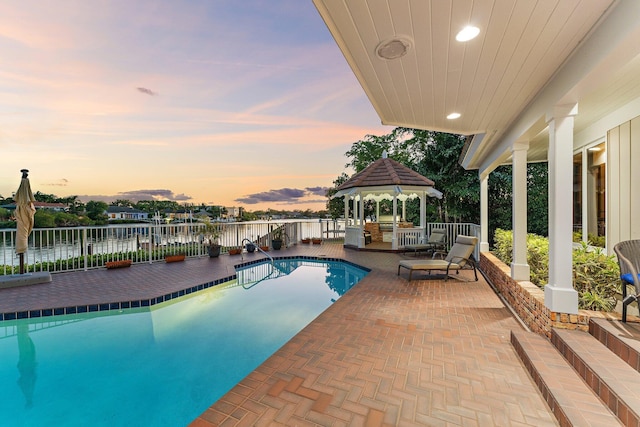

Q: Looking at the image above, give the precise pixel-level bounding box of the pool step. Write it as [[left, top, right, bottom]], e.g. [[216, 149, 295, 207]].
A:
[[512, 316, 640, 427], [551, 325, 640, 426], [511, 330, 622, 427], [588, 317, 640, 374]]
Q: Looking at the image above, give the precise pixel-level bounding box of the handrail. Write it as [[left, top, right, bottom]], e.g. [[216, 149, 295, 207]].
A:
[[241, 238, 273, 265]]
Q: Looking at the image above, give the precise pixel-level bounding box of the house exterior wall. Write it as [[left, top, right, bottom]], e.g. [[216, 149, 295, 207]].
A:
[[607, 115, 640, 248]]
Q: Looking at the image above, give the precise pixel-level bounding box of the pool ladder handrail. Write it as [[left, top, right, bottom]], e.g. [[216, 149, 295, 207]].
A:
[[241, 238, 274, 265]]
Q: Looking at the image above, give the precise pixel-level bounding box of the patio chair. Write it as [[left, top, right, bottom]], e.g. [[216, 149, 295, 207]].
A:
[[404, 228, 447, 256], [398, 235, 478, 281], [613, 239, 640, 322]]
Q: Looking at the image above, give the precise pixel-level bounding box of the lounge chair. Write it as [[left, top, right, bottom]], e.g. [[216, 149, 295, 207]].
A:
[[398, 235, 478, 281], [613, 239, 640, 322], [404, 228, 447, 256]]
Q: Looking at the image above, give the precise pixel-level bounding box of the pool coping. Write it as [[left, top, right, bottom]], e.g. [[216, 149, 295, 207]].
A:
[[0, 255, 370, 322]]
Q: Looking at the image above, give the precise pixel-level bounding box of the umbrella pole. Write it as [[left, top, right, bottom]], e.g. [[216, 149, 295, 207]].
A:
[[19, 253, 25, 275]]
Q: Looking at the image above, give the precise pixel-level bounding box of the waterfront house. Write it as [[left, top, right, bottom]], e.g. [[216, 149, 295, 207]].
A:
[[105, 206, 149, 221]]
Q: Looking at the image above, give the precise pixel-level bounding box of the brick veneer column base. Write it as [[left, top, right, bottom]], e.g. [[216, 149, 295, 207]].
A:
[[479, 252, 595, 337]]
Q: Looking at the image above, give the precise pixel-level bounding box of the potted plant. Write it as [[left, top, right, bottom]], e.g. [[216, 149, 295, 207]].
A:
[[105, 259, 132, 269], [271, 226, 286, 250], [201, 218, 224, 258], [228, 247, 242, 255], [312, 237, 323, 245], [165, 252, 186, 263], [301, 237, 311, 244], [245, 240, 256, 253]]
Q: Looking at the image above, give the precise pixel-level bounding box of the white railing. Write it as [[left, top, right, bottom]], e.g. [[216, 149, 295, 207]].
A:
[[344, 226, 361, 246], [426, 222, 481, 260], [396, 227, 425, 247], [0, 219, 346, 275]]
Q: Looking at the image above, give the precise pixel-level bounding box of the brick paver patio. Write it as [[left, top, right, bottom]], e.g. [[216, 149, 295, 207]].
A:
[[0, 242, 559, 426]]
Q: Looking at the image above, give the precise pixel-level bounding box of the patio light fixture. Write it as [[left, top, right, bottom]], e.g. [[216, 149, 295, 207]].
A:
[[447, 112, 461, 119], [456, 25, 480, 42]]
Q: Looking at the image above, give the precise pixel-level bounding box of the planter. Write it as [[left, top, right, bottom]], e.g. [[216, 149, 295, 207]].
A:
[[301, 238, 311, 244], [207, 244, 221, 258], [245, 243, 256, 253], [272, 239, 283, 250], [260, 246, 269, 252], [165, 254, 185, 263], [228, 248, 242, 255], [312, 238, 323, 245], [105, 260, 132, 269]]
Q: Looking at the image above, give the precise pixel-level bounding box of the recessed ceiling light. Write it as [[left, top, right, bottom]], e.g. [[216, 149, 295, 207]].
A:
[[376, 38, 411, 60], [447, 112, 461, 120], [456, 26, 480, 42]]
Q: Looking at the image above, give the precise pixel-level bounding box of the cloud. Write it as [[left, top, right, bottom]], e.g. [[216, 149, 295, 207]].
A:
[[78, 189, 192, 204], [305, 186, 329, 197], [235, 187, 332, 205], [42, 178, 69, 187], [137, 87, 157, 96]]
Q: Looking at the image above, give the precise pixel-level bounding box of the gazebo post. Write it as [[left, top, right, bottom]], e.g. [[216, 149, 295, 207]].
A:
[[420, 192, 426, 240], [343, 196, 349, 226], [392, 194, 398, 250], [358, 191, 365, 248]]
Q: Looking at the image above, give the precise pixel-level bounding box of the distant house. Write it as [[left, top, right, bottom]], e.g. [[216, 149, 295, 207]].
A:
[[105, 206, 149, 221], [224, 206, 242, 221], [166, 210, 194, 222]]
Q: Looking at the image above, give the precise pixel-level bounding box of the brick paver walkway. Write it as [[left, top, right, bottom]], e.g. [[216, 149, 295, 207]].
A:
[[0, 242, 558, 426]]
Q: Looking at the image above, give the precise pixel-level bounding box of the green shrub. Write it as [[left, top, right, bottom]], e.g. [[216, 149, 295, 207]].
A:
[[492, 229, 620, 312]]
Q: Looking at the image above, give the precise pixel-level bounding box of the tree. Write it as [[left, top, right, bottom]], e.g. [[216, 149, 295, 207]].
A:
[[34, 210, 56, 228], [112, 199, 133, 207], [339, 128, 480, 224], [325, 172, 350, 219], [33, 191, 58, 203], [86, 201, 108, 223], [0, 207, 10, 220], [331, 127, 549, 246]]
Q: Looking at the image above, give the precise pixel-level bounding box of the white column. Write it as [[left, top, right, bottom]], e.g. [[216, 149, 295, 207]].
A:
[[343, 196, 349, 226], [402, 200, 406, 222], [545, 104, 579, 314], [392, 195, 398, 250], [358, 193, 365, 248], [511, 141, 530, 281], [420, 193, 426, 241], [480, 174, 489, 252]]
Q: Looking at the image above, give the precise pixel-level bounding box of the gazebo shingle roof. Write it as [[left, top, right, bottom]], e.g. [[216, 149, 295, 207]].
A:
[[336, 157, 435, 191]]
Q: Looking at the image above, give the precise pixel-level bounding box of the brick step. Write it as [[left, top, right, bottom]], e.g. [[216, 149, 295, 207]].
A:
[[552, 328, 640, 426], [589, 318, 640, 373], [510, 330, 622, 427]]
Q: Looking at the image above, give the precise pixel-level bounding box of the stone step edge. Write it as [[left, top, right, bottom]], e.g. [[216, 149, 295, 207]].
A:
[[510, 330, 622, 427], [589, 318, 640, 374], [552, 328, 640, 426]]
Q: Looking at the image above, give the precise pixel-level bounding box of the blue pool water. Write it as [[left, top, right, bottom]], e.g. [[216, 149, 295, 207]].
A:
[[0, 258, 368, 427]]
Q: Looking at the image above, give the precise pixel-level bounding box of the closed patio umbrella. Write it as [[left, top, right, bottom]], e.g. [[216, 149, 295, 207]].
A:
[[15, 169, 36, 274]]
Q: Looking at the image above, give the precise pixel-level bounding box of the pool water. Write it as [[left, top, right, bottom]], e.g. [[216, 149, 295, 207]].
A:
[[0, 259, 368, 427]]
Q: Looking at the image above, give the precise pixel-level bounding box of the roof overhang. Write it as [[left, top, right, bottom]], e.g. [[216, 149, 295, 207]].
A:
[[313, 0, 640, 176]]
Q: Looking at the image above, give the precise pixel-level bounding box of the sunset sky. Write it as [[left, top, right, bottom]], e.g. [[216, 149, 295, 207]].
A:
[[0, 1, 389, 211]]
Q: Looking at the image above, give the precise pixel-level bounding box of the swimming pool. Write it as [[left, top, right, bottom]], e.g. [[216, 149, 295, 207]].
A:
[[0, 258, 368, 427]]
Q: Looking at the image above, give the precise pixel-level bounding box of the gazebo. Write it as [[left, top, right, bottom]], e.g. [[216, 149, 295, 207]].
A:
[[333, 153, 442, 250]]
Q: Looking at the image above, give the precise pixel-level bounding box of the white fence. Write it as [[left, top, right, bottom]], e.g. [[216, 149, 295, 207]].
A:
[[0, 219, 346, 275]]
